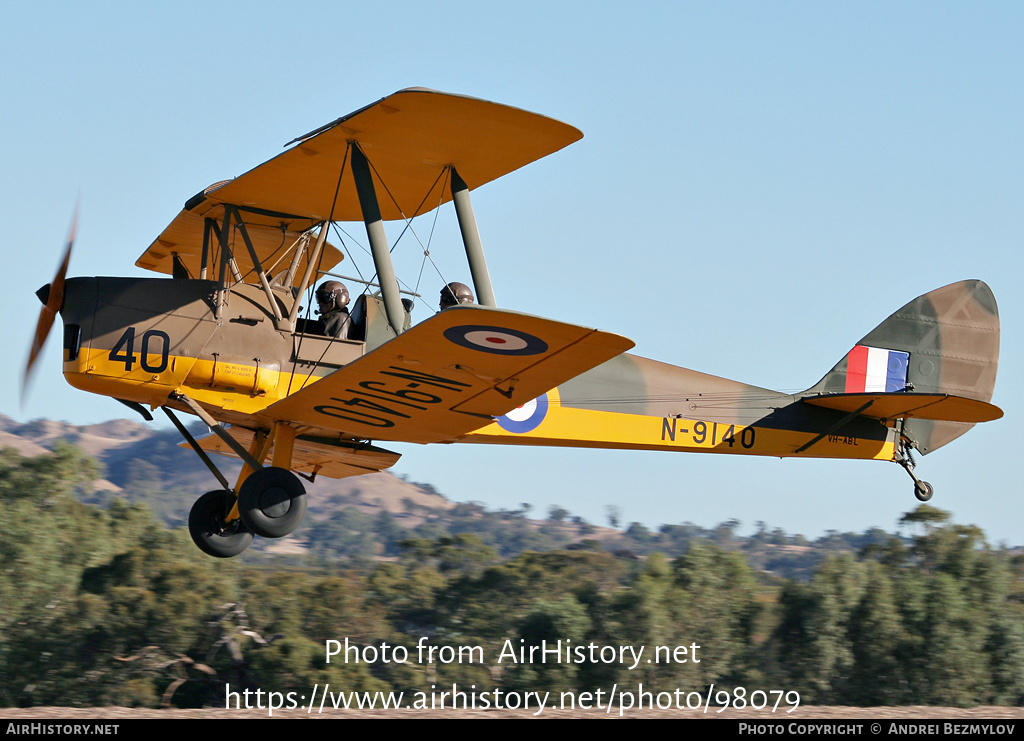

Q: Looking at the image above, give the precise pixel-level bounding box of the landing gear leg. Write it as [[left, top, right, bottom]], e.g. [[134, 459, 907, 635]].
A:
[[165, 401, 309, 553], [236, 422, 307, 538], [895, 430, 933, 502]]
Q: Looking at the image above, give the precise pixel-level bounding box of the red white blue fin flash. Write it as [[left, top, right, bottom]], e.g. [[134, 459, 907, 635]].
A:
[[845, 345, 910, 393]]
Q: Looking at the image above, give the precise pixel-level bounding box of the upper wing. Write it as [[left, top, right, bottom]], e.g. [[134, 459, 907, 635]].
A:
[[135, 199, 347, 278], [137, 89, 582, 275], [204, 88, 582, 222], [261, 305, 634, 444]]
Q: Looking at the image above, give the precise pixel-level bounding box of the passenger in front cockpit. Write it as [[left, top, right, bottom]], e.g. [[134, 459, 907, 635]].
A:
[[315, 280, 352, 339], [439, 281, 474, 311]]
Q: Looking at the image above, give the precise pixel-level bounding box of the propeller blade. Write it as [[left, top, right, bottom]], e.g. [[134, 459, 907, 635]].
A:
[[22, 211, 77, 406]]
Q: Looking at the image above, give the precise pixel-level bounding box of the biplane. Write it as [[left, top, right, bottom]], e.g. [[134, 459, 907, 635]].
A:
[[26, 89, 1002, 558]]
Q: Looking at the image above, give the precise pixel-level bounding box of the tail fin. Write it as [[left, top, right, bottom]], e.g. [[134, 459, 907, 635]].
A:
[[806, 280, 1000, 454]]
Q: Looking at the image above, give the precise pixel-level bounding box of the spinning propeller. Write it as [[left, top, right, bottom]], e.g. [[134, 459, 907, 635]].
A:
[[23, 211, 76, 406]]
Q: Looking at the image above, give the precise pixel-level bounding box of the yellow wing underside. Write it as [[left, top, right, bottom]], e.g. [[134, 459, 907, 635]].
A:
[[183, 428, 402, 480]]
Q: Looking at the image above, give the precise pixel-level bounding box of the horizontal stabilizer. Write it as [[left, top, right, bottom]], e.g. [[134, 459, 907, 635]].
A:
[[182, 427, 401, 479], [802, 393, 1003, 423]]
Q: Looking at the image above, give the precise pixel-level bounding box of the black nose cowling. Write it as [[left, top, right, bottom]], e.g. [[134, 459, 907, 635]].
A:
[[36, 283, 51, 306]]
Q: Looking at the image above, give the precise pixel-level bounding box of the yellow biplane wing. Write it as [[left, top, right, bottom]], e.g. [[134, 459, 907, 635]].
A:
[[183, 426, 402, 480], [136, 88, 582, 276], [261, 305, 633, 444], [135, 199, 347, 278]]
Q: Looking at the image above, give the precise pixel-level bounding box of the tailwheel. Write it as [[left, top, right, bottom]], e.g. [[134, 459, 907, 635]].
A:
[[896, 428, 935, 503], [914, 480, 934, 502], [189, 490, 253, 558], [237, 467, 307, 538]]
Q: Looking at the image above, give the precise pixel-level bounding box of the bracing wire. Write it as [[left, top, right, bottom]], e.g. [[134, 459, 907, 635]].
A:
[[357, 149, 457, 295]]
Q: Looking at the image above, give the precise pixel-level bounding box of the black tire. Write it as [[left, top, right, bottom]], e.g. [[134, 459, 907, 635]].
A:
[[914, 480, 934, 502], [189, 490, 253, 558], [237, 467, 307, 538]]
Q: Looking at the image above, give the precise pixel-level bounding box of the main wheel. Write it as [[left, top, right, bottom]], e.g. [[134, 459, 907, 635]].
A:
[[237, 467, 307, 538], [914, 480, 934, 502], [189, 490, 253, 558]]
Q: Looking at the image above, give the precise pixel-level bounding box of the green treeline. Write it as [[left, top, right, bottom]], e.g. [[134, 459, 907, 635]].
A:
[[1, 445, 1022, 708]]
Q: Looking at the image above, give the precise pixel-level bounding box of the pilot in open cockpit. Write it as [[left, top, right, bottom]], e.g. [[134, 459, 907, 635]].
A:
[[439, 281, 474, 311], [315, 280, 352, 339]]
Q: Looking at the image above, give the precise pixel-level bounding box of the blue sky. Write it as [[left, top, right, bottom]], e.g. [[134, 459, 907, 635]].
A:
[[4, 2, 1022, 543]]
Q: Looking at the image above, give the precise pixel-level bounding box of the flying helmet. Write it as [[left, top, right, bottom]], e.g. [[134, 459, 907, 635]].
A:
[[316, 280, 350, 312], [439, 281, 474, 309]]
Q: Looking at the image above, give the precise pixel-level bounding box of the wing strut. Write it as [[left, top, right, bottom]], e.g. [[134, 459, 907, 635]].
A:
[[351, 144, 406, 336], [285, 221, 330, 325], [451, 167, 496, 307]]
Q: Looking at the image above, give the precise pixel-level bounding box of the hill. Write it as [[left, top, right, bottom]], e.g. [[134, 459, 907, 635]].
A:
[[0, 414, 946, 575], [0, 414, 623, 560], [0, 414, 449, 517]]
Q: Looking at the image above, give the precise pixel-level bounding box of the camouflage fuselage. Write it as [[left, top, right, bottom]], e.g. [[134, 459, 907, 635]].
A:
[[58, 277, 999, 471]]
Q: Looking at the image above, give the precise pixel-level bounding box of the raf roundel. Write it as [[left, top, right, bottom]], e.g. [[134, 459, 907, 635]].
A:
[[496, 393, 549, 433], [443, 325, 549, 355]]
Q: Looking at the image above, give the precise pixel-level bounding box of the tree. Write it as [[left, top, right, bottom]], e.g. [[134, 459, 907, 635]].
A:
[[921, 572, 988, 706], [899, 504, 951, 535], [846, 562, 904, 704], [504, 596, 591, 692], [770, 555, 867, 703], [672, 542, 759, 689], [548, 505, 570, 523]]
